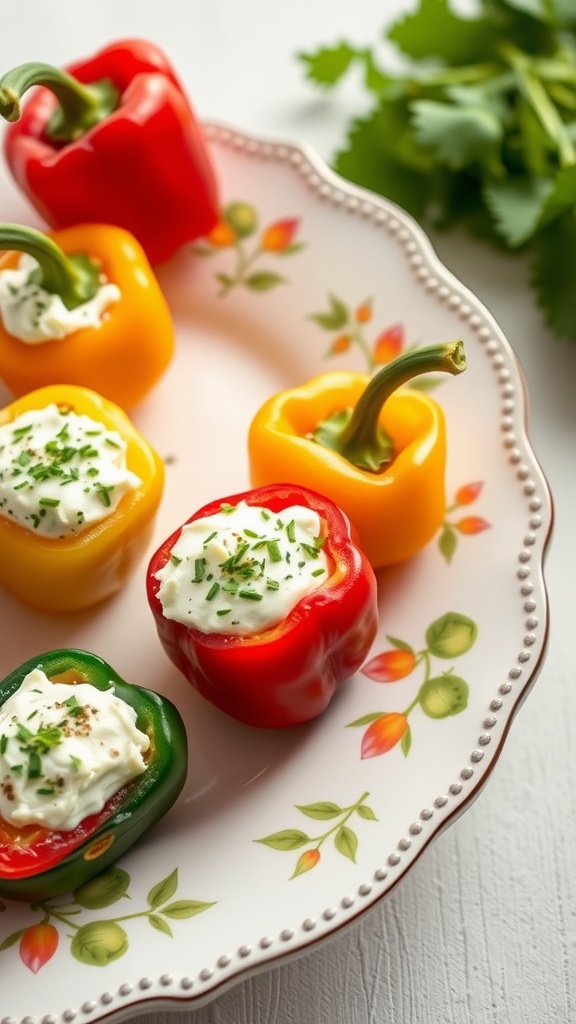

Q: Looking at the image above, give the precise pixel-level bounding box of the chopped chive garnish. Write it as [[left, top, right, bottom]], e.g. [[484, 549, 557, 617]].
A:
[[27, 750, 42, 779], [206, 582, 220, 601], [286, 520, 296, 543], [203, 531, 217, 545], [170, 554, 182, 566], [267, 540, 282, 562], [0, 735, 7, 754], [39, 497, 60, 507], [266, 578, 280, 590], [239, 590, 263, 600], [260, 509, 270, 520], [243, 528, 259, 538], [36, 786, 55, 796], [193, 558, 206, 583], [217, 608, 232, 616], [311, 568, 326, 577], [220, 502, 236, 514]]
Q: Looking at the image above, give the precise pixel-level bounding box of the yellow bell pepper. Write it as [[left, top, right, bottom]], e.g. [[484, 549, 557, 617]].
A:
[[248, 341, 466, 568], [0, 223, 174, 409], [0, 384, 164, 612]]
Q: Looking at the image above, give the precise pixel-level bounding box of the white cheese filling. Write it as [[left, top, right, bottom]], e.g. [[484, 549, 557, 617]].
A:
[[0, 253, 120, 343], [0, 668, 150, 831], [155, 500, 329, 636], [0, 403, 142, 537]]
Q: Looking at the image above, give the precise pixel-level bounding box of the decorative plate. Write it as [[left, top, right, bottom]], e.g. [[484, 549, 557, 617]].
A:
[[0, 123, 552, 1024]]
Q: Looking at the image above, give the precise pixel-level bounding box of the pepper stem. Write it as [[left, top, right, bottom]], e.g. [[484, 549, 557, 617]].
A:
[[0, 62, 119, 141], [0, 224, 100, 310], [312, 340, 466, 472]]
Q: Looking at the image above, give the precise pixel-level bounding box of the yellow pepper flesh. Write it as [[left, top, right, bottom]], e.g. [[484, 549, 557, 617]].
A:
[[248, 371, 447, 568], [0, 384, 164, 612]]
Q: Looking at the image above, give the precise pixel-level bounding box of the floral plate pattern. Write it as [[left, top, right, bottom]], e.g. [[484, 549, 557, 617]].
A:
[[0, 123, 552, 1024]]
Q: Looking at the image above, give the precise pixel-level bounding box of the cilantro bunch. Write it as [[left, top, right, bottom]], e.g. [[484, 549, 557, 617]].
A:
[[299, 0, 576, 340]]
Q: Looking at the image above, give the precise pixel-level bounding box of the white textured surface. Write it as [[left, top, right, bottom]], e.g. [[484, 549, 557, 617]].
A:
[[0, 2, 574, 1022]]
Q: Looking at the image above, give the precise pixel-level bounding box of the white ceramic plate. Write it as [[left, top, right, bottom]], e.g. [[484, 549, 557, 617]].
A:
[[0, 124, 552, 1024]]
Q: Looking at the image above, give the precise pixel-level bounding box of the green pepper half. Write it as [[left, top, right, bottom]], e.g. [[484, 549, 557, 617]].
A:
[[0, 648, 187, 901]]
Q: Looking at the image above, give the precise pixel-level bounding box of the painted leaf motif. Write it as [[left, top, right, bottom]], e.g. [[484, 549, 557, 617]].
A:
[[149, 914, 173, 937], [356, 803, 378, 821], [148, 868, 179, 909], [310, 294, 349, 330], [295, 801, 343, 820], [244, 271, 284, 291], [216, 272, 234, 288], [386, 634, 414, 652], [401, 725, 413, 757], [439, 524, 458, 563], [0, 928, 26, 951], [73, 867, 130, 909], [347, 711, 386, 727], [162, 900, 215, 920], [256, 829, 311, 851], [425, 611, 478, 658], [70, 921, 128, 967], [334, 825, 358, 863]]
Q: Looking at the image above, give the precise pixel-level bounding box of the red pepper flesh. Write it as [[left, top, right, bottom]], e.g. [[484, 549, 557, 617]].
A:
[[146, 484, 379, 729], [2, 39, 219, 264]]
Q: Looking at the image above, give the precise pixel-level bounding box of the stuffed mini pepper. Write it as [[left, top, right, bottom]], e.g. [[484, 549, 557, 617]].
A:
[[146, 484, 379, 729], [249, 341, 466, 568], [0, 648, 187, 901], [0, 383, 164, 612], [0, 222, 175, 409]]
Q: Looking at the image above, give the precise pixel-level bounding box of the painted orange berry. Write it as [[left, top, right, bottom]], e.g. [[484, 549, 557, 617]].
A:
[[292, 848, 321, 877], [373, 323, 404, 364], [355, 299, 373, 323], [329, 334, 352, 355], [261, 218, 299, 252], [456, 516, 491, 535], [207, 220, 236, 247], [455, 481, 483, 505], [360, 713, 409, 759], [361, 648, 416, 682], [20, 923, 59, 973]]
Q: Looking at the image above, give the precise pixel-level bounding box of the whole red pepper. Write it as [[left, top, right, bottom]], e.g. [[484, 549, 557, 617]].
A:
[[146, 484, 379, 729], [0, 39, 219, 263]]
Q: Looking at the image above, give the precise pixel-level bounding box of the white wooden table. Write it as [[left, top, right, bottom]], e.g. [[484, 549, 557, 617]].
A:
[[1, 3, 574, 1022]]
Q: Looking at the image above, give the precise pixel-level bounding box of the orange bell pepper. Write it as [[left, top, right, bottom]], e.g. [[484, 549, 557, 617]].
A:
[[248, 341, 466, 568], [0, 383, 164, 612], [0, 223, 174, 409]]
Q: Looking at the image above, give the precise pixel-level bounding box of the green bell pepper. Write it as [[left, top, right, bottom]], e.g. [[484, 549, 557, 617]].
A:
[[0, 648, 187, 901]]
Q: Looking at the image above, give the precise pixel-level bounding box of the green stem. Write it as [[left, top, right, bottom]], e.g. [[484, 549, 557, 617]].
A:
[[313, 340, 466, 472], [0, 223, 100, 309], [0, 62, 118, 142]]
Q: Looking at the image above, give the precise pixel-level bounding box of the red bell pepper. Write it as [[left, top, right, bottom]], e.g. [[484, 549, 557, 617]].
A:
[[146, 484, 379, 729], [0, 39, 219, 264]]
